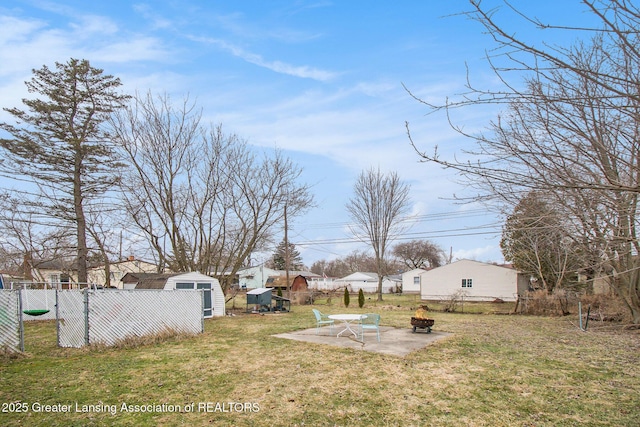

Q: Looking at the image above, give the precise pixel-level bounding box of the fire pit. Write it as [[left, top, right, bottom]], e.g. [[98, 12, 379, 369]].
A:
[[411, 305, 434, 333], [411, 317, 434, 333]]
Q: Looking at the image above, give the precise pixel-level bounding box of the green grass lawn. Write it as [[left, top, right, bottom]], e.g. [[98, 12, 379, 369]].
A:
[[1, 295, 638, 426]]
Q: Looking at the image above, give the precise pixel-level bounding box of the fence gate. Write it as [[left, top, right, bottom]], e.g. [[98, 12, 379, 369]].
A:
[[0, 290, 24, 353], [56, 290, 87, 348]]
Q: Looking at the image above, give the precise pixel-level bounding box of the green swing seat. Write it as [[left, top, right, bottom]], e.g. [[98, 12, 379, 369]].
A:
[[24, 309, 50, 316]]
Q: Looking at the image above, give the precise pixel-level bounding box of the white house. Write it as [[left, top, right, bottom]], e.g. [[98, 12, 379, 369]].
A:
[[420, 259, 528, 302], [88, 257, 162, 289], [401, 268, 427, 294], [126, 272, 225, 318], [335, 272, 398, 294], [237, 266, 279, 289]]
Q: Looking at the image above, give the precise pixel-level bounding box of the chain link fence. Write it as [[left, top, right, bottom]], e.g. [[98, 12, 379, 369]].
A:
[[22, 289, 56, 321], [1, 289, 204, 351], [0, 290, 24, 353], [56, 290, 86, 348], [57, 289, 204, 348]]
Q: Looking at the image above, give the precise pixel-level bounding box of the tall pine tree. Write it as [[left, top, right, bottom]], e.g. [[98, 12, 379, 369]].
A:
[[270, 240, 304, 271], [0, 58, 130, 284]]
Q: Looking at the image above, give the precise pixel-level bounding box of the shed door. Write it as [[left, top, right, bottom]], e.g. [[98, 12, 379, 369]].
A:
[[197, 283, 213, 317], [176, 282, 213, 318]]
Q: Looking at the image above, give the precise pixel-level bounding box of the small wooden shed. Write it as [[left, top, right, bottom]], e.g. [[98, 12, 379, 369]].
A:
[[291, 275, 309, 292]]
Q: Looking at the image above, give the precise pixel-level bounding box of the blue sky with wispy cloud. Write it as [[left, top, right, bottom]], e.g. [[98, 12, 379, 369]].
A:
[[0, 0, 597, 265]]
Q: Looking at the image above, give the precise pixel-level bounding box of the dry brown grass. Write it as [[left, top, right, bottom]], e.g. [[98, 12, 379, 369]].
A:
[[1, 295, 639, 426], [519, 290, 633, 323]]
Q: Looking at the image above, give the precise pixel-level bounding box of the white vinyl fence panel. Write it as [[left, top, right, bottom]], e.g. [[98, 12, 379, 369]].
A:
[[57, 289, 204, 348], [0, 290, 23, 353], [56, 290, 86, 348]]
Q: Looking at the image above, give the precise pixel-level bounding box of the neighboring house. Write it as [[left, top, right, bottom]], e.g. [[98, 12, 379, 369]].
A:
[[335, 272, 398, 294], [23, 257, 161, 289], [402, 268, 427, 294], [124, 272, 225, 318], [88, 257, 162, 289], [419, 259, 528, 302], [237, 266, 279, 289], [0, 270, 26, 288], [30, 259, 78, 288]]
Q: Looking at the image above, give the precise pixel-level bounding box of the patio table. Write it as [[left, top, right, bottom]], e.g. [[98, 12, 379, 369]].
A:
[[328, 314, 365, 338]]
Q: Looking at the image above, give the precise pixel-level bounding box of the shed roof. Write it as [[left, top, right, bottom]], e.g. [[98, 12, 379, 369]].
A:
[[121, 272, 177, 289], [247, 287, 273, 295]]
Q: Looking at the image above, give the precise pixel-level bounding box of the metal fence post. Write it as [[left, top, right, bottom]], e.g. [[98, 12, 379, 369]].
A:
[[201, 289, 205, 333], [18, 289, 24, 352], [83, 288, 89, 346], [579, 301, 583, 331], [55, 290, 60, 347]]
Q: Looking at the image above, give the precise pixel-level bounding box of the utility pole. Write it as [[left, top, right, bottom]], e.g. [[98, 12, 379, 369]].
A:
[[284, 204, 291, 300]]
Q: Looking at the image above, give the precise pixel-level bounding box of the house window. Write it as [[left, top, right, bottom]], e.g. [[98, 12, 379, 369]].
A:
[[462, 278, 473, 288], [413, 276, 420, 285]]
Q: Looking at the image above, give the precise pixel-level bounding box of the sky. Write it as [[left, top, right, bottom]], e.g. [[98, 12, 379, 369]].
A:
[[0, 0, 600, 267]]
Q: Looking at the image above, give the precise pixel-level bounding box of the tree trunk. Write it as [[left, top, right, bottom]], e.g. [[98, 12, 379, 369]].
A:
[[74, 155, 88, 285]]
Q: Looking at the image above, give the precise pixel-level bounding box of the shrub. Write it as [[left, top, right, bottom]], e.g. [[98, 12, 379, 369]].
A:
[[518, 290, 574, 316], [344, 288, 350, 308], [358, 289, 365, 308], [443, 289, 468, 312]]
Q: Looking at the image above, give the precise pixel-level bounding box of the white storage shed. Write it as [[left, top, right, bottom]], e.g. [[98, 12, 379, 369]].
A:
[[130, 272, 225, 318]]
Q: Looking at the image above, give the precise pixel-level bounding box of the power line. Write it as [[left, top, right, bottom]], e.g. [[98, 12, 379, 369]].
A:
[[299, 208, 497, 231], [295, 224, 501, 247]]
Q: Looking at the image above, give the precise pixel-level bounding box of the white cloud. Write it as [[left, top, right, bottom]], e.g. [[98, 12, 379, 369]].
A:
[[188, 35, 337, 81], [132, 3, 174, 30], [69, 14, 119, 35]]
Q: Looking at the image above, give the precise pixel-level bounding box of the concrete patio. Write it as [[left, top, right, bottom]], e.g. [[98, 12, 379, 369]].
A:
[[273, 325, 451, 357]]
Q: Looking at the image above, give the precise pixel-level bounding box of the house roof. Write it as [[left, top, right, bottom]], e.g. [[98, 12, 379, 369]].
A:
[[420, 259, 521, 274], [121, 272, 177, 289], [455, 259, 517, 270], [402, 268, 427, 275], [336, 272, 379, 281], [32, 259, 78, 270], [237, 267, 320, 278], [122, 272, 223, 289], [87, 258, 160, 271], [272, 270, 321, 278]]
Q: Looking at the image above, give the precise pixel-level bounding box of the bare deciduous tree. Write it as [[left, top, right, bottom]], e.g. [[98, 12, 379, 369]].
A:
[[392, 239, 444, 270], [110, 92, 313, 290], [0, 192, 76, 282], [346, 167, 410, 301], [406, 1, 640, 323], [309, 249, 405, 278]]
